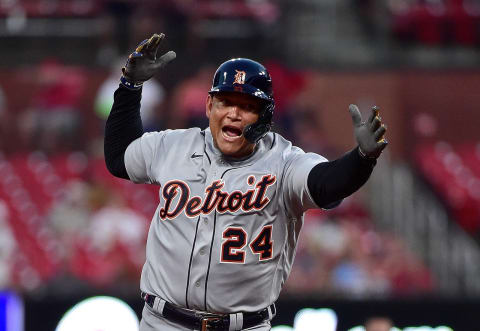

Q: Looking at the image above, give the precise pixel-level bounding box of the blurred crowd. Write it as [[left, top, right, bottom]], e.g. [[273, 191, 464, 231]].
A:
[[284, 202, 434, 298], [388, 0, 480, 46]]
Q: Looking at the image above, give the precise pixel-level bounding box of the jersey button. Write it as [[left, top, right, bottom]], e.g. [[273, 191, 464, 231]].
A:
[[203, 218, 208, 225], [199, 248, 205, 255], [195, 281, 200, 287]]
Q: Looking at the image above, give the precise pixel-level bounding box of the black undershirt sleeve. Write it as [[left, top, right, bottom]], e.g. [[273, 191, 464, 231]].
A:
[[307, 147, 376, 208], [104, 85, 144, 180]]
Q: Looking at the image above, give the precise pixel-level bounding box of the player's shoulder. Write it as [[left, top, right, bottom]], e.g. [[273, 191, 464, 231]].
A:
[[266, 132, 328, 164], [266, 132, 305, 156], [142, 127, 202, 139], [137, 127, 204, 149], [162, 127, 203, 137]]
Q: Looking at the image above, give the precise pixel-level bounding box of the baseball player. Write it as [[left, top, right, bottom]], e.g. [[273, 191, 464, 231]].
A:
[[104, 33, 388, 331]]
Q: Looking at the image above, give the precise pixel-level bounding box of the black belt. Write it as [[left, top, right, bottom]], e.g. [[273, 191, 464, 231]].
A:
[[141, 292, 275, 331]]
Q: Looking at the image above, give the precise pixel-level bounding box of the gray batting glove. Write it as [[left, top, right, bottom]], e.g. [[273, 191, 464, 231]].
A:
[[349, 104, 388, 160], [122, 33, 176, 84]]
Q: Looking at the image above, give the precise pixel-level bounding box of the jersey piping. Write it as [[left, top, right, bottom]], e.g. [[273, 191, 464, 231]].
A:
[[270, 133, 276, 150], [201, 130, 212, 165], [185, 215, 201, 309]]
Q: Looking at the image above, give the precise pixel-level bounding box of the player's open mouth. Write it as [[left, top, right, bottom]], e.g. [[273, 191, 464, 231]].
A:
[[221, 126, 243, 140]]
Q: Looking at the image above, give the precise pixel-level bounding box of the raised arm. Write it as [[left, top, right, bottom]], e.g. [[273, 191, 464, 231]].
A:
[[307, 104, 388, 208], [104, 33, 176, 179]]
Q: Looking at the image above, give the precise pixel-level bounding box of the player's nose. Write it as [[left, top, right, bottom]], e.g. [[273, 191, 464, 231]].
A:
[[226, 105, 241, 120]]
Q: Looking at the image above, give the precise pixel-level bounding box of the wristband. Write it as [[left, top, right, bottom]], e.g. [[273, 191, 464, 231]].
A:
[[120, 75, 143, 90]]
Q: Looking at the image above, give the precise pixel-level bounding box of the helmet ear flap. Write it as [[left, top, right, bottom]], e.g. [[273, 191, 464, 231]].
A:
[[243, 102, 274, 144]]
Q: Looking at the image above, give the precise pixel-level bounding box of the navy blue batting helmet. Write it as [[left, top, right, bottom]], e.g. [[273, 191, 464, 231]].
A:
[[209, 58, 274, 143]]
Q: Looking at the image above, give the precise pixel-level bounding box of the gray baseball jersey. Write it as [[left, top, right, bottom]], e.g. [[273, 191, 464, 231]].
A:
[[124, 127, 327, 314]]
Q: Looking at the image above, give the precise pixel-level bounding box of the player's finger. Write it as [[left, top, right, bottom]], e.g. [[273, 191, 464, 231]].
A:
[[374, 125, 386, 141], [366, 106, 379, 124], [154, 51, 176, 70], [377, 140, 388, 152], [153, 33, 167, 59], [349, 104, 363, 126], [146, 33, 164, 55], [370, 116, 381, 132], [135, 39, 149, 53], [126, 52, 143, 68], [129, 51, 143, 59]]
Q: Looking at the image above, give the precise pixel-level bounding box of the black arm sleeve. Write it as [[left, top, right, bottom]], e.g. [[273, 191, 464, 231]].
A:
[[104, 85, 144, 180], [307, 147, 376, 208]]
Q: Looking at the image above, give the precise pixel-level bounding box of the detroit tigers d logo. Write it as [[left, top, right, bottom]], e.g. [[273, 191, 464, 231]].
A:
[[233, 70, 246, 85], [159, 175, 276, 220]]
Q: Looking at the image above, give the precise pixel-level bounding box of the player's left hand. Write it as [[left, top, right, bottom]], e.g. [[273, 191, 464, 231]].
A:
[[122, 33, 176, 84], [349, 104, 388, 159]]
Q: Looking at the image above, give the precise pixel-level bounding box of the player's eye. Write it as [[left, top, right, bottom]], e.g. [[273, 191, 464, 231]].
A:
[[242, 103, 260, 113], [216, 98, 229, 106]]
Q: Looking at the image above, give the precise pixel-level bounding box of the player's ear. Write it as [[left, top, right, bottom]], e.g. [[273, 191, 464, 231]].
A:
[[206, 94, 213, 119]]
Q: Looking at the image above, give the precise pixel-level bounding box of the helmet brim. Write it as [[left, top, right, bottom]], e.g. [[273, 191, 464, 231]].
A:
[[209, 84, 273, 103]]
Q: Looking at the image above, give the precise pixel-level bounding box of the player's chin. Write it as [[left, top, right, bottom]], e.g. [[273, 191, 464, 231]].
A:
[[218, 139, 248, 157], [218, 143, 242, 156]]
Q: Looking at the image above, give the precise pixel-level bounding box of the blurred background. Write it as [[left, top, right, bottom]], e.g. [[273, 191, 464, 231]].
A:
[[0, 0, 479, 330]]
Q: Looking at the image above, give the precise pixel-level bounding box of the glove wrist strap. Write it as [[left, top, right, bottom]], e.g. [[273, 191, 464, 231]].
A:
[[358, 146, 377, 161], [120, 75, 143, 90]]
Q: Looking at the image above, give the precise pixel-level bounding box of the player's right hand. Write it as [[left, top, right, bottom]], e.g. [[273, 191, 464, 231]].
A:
[[122, 33, 176, 84], [349, 104, 388, 160]]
